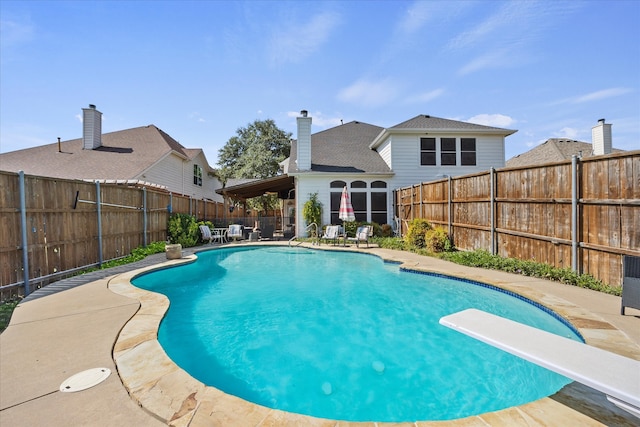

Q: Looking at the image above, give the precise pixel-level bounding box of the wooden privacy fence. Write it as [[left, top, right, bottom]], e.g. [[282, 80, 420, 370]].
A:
[[0, 171, 227, 299], [395, 151, 640, 287]]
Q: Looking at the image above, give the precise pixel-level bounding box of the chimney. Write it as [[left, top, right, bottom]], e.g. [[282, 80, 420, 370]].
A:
[[82, 104, 102, 150], [591, 118, 612, 156], [296, 109, 312, 170]]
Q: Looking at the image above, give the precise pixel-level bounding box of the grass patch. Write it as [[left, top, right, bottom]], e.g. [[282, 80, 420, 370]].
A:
[[0, 298, 21, 333], [374, 237, 620, 296]]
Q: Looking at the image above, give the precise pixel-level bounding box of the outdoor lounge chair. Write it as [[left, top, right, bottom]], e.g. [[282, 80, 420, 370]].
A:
[[260, 225, 274, 240], [228, 224, 243, 241], [199, 225, 214, 244], [621, 255, 640, 315], [321, 225, 340, 245], [347, 225, 372, 248]]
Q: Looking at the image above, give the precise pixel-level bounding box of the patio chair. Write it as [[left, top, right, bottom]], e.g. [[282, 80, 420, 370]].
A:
[[260, 225, 274, 240], [199, 225, 214, 244], [228, 224, 243, 241], [621, 255, 640, 315], [321, 225, 340, 245], [347, 225, 372, 248]]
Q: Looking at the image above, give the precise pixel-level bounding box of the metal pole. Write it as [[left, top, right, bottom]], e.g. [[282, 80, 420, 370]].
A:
[[571, 155, 578, 272], [448, 176, 453, 239], [143, 187, 148, 247], [96, 181, 103, 266], [490, 167, 496, 255], [18, 171, 30, 296]]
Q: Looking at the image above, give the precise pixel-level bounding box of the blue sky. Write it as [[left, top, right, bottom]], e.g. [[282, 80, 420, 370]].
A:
[[1, 0, 638, 164]]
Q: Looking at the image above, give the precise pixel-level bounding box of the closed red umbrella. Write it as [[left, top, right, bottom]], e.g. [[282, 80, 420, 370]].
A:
[[339, 186, 355, 223]]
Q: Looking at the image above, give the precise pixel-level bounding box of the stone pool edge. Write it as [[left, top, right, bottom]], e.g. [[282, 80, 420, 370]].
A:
[[108, 243, 640, 426]]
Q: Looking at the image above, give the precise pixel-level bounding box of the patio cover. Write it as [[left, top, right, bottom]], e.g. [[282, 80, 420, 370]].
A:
[[216, 175, 295, 200]]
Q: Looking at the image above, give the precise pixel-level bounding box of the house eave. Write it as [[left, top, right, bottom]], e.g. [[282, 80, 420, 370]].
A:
[[369, 128, 518, 149]]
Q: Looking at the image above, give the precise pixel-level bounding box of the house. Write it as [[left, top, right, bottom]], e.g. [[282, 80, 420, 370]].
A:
[[506, 119, 623, 168], [222, 111, 516, 235], [0, 105, 223, 201]]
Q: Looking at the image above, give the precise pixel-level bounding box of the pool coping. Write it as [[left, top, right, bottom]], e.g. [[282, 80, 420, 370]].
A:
[[108, 242, 640, 426]]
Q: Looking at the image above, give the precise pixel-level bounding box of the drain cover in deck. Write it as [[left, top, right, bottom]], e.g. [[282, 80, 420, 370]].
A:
[[60, 368, 111, 392]]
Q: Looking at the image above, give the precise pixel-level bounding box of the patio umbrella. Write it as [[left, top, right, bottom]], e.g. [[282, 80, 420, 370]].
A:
[[339, 186, 355, 236]]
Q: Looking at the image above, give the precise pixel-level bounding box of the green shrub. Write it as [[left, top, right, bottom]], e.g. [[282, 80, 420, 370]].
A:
[[302, 193, 322, 237], [167, 213, 199, 247], [439, 250, 620, 296], [404, 218, 432, 248], [376, 236, 406, 250], [380, 223, 393, 237], [424, 228, 452, 253]]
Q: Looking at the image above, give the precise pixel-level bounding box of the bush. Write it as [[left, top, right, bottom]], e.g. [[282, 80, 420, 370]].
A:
[[380, 223, 393, 237], [302, 193, 322, 237], [424, 228, 452, 253], [167, 213, 199, 247], [404, 218, 432, 248]]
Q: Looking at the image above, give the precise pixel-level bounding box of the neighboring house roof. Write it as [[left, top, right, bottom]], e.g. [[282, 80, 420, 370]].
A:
[[505, 138, 624, 168], [289, 120, 389, 174], [0, 125, 212, 180]]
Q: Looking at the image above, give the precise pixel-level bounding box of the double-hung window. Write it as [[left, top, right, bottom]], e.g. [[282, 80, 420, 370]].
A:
[[441, 138, 457, 165], [193, 164, 203, 186], [420, 138, 436, 165], [461, 138, 477, 165]]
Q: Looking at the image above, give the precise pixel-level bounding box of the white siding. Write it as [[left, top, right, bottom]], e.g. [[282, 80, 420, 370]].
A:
[[141, 153, 184, 193], [377, 139, 392, 169], [386, 133, 505, 190], [139, 152, 223, 201]]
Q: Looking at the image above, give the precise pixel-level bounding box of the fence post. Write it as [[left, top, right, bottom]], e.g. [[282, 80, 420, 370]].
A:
[[96, 181, 103, 266], [490, 167, 496, 255], [571, 155, 579, 272], [143, 187, 148, 247], [18, 171, 30, 296], [448, 176, 453, 240]]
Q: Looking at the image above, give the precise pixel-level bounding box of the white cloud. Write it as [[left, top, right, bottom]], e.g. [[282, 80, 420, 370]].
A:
[[0, 17, 35, 49], [554, 127, 580, 139], [337, 78, 399, 107], [267, 11, 341, 66], [467, 113, 516, 128], [405, 88, 445, 104], [398, 1, 433, 34], [573, 88, 633, 103], [286, 110, 343, 128]]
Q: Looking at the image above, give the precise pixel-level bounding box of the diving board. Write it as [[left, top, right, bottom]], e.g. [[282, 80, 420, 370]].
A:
[[439, 309, 640, 419]]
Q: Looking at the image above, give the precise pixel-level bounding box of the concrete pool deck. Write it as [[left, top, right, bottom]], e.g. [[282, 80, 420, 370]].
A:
[[1, 241, 639, 426]]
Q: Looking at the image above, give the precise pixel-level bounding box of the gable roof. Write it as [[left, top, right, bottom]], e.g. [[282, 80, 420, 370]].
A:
[[370, 114, 517, 149], [0, 125, 210, 180], [289, 121, 390, 174], [505, 138, 625, 167]]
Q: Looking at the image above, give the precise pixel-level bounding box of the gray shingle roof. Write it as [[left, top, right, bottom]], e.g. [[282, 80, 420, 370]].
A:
[[289, 121, 390, 174], [391, 114, 513, 132], [505, 138, 624, 167], [0, 125, 206, 180]]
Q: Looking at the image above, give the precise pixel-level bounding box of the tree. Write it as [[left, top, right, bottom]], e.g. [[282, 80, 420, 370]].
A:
[[217, 119, 292, 184]]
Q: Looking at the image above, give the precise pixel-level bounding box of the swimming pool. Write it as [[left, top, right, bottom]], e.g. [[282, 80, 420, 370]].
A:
[[132, 246, 581, 422]]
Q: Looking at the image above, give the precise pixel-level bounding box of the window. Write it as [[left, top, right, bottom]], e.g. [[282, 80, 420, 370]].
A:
[[461, 138, 477, 165], [330, 180, 346, 224], [420, 137, 436, 165], [193, 164, 203, 186], [441, 138, 456, 166]]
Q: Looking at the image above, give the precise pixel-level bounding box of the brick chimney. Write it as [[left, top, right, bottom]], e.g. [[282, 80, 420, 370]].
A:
[[296, 110, 312, 170], [82, 104, 102, 150], [591, 118, 612, 156]]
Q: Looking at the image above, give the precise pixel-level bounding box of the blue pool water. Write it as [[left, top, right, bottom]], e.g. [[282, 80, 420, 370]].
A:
[[132, 246, 581, 422]]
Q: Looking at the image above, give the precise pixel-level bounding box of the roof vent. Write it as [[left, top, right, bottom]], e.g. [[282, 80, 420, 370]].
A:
[[424, 115, 431, 118]]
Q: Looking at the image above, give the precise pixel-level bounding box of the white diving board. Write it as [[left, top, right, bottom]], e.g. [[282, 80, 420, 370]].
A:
[[439, 308, 640, 419]]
